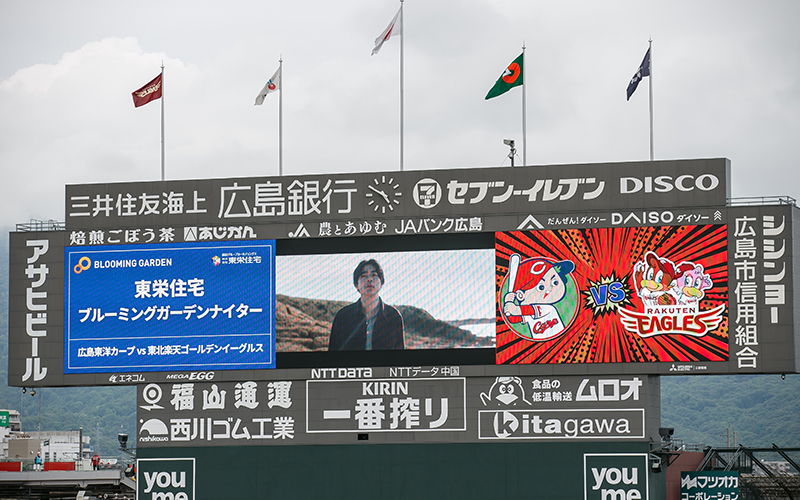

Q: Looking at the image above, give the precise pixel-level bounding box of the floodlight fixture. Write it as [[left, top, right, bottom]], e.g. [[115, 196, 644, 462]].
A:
[[649, 453, 663, 473], [503, 139, 517, 167]]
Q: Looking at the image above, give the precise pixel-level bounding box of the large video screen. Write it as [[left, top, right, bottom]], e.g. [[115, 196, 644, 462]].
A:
[[64, 240, 276, 373], [276, 249, 495, 352], [496, 225, 729, 364]]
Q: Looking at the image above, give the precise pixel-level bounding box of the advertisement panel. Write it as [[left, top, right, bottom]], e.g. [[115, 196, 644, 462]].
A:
[[8, 231, 65, 386], [137, 442, 661, 500], [495, 225, 729, 366], [64, 240, 276, 373], [6, 159, 798, 387], [584, 453, 650, 500], [137, 457, 195, 500], [728, 205, 796, 372], [65, 159, 730, 231], [135, 374, 659, 447], [680, 471, 738, 499]]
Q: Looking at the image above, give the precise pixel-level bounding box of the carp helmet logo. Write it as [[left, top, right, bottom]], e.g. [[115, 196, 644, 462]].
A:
[[499, 254, 579, 341]]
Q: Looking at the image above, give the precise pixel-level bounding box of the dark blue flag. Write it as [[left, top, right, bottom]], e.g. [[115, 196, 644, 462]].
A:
[[626, 48, 651, 101]]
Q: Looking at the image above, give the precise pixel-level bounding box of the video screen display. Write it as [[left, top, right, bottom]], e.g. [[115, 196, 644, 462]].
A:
[[64, 240, 276, 373], [60, 225, 728, 374], [496, 225, 729, 365], [276, 249, 495, 353]]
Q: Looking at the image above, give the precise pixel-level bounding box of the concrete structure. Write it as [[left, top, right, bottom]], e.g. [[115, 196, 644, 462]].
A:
[[7, 439, 41, 461], [0, 470, 135, 499], [27, 431, 92, 462]]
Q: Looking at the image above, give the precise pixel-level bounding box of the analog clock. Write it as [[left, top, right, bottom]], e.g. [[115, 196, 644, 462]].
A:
[[365, 176, 402, 214]]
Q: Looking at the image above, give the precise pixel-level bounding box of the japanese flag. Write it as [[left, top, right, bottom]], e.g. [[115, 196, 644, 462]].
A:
[[371, 7, 402, 56]]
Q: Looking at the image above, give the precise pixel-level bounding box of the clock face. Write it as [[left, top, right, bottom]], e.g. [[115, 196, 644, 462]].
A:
[[365, 176, 402, 214]]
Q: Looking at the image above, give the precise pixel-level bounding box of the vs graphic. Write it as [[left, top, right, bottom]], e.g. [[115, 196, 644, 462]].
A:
[[583, 274, 634, 315], [588, 282, 626, 306], [499, 249, 723, 342]]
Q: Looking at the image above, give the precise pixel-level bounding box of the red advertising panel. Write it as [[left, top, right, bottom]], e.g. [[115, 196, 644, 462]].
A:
[[496, 226, 728, 364]]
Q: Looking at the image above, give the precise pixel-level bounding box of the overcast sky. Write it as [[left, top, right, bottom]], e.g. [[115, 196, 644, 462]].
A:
[[1, 0, 799, 228]]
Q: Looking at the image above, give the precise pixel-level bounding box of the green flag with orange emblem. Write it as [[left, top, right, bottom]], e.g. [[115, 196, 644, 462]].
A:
[[485, 53, 524, 100]]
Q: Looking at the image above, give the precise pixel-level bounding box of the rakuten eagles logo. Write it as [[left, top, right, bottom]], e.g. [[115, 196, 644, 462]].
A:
[[620, 252, 725, 338]]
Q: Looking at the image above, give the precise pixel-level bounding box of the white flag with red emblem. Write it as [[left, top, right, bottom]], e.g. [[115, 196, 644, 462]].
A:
[[371, 7, 402, 56], [254, 67, 281, 105]]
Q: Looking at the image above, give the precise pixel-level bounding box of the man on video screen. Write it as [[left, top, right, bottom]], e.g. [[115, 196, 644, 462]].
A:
[[328, 259, 405, 350]]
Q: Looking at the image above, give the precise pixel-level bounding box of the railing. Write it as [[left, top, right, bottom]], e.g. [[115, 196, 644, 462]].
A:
[[0, 459, 115, 472], [666, 439, 706, 452], [729, 196, 796, 207], [14, 219, 65, 232]]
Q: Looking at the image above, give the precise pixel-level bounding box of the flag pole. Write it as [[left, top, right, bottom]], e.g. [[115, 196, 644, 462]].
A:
[[160, 62, 165, 181], [399, 0, 404, 172], [279, 56, 283, 176], [648, 38, 653, 161], [522, 42, 527, 166]]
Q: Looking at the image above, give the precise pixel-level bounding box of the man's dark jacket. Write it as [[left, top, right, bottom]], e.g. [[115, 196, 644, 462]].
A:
[[328, 299, 404, 350]]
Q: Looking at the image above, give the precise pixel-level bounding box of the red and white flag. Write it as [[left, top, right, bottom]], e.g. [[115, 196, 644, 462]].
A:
[[254, 67, 281, 105], [371, 7, 402, 56], [131, 73, 163, 108]]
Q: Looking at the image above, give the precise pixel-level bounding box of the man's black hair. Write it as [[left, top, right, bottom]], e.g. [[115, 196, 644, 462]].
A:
[[353, 259, 385, 287]]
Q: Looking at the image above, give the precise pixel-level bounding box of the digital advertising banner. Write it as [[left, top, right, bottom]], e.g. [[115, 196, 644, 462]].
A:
[[495, 226, 729, 366], [7, 181, 799, 388], [64, 240, 276, 373]]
